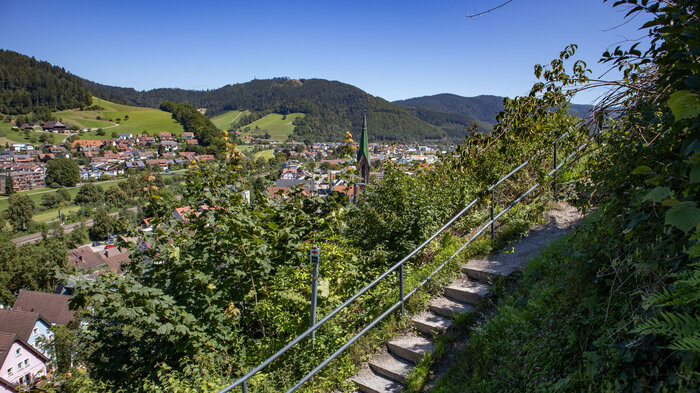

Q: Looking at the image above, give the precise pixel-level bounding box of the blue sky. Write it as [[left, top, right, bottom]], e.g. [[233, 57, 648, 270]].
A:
[[0, 0, 648, 104]]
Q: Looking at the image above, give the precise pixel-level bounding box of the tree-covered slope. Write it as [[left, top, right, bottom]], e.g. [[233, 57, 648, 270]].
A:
[[0, 50, 92, 115], [82, 77, 449, 143], [394, 93, 592, 124]]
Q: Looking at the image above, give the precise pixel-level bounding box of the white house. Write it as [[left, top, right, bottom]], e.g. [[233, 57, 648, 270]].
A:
[[0, 332, 47, 392]]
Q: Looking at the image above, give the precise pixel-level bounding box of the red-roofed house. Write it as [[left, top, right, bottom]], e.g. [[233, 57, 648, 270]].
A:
[[13, 291, 75, 326]]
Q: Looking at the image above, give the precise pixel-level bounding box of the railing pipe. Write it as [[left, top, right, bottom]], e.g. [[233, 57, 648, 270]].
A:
[[399, 264, 404, 315], [490, 188, 495, 241], [218, 134, 586, 393], [217, 197, 479, 393], [284, 301, 403, 393], [553, 140, 558, 197]]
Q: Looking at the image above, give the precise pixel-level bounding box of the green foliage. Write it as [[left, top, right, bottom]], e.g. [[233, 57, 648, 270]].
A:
[[4, 172, 14, 195], [86, 77, 449, 143], [434, 1, 700, 391], [89, 209, 115, 240], [41, 192, 60, 209], [0, 49, 91, 114], [104, 185, 127, 208], [75, 183, 104, 206], [6, 193, 34, 231], [0, 237, 67, 306], [159, 101, 223, 154], [45, 157, 81, 187]]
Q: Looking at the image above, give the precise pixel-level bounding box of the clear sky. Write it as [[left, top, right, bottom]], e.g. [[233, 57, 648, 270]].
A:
[[0, 0, 648, 105]]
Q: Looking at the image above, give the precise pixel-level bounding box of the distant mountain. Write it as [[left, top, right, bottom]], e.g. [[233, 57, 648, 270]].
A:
[[394, 94, 504, 124], [394, 93, 593, 124], [0, 50, 91, 115]]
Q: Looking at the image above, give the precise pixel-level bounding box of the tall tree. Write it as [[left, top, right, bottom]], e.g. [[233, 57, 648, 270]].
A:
[[45, 157, 81, 187], [4, 171, 14, 195], [6, 194, 34, 231], [75, 183, 104, 206]]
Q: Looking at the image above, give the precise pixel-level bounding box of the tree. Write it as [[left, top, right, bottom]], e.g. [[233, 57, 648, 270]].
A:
[[96, 128, 105, 136], [45, 157, 80, 187], [75, 183, 104, 206], [89, 209, 114, 240], [41, 192, 60, 209], [56, 188, 71, 204], [6, 194, 34, 231], [104, 185, 127, 208], [4, 172, 14, 195]]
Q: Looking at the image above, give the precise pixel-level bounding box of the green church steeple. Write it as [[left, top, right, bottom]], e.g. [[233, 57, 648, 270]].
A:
[[357, 112, 370, 185], [357, 112, 370, 164]]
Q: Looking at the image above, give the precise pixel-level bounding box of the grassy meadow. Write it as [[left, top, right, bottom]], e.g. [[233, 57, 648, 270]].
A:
[[210, 110, 249, 130], [57, 97, 184, 139], [237, 112, 304, 141], [252, 149, 275, 160]]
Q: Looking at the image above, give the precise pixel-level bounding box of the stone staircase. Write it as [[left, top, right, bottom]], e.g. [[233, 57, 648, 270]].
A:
[[349, 203, 580, 393]]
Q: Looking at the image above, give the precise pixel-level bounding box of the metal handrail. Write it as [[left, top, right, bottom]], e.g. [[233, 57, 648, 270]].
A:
[[219, 132, 587, 393]]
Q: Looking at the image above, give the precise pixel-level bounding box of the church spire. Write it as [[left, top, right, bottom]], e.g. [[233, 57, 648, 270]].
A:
[[357, 112, 370, 164], [356, 111, 370, 186]]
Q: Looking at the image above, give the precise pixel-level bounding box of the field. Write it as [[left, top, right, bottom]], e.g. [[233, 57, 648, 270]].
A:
[[0, 118, 54, 146], [56, 97, 184, 139], [32, 205, 81, 224], [210, 110, 249, 130], [0, 179, 126, 212], [237, 113, 304, 141], [252, 149, 275, 160]]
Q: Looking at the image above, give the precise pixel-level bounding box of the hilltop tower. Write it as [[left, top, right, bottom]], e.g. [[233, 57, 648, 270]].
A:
[[357, 112, 370, 186]]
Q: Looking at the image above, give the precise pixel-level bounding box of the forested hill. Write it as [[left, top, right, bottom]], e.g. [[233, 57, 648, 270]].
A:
[[0, 50, 92, 115], [394, 93, 593, 123], [82, 77, 452, 143]]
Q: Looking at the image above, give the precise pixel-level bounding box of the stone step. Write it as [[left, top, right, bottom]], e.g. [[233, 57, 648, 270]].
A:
[[429, 297, 474, 318], [369, 352, 414, 384], [444, 278, 490, 305], [351, 366, 404, 393], [387, 335, 435, 363], [463, 258, 522, 282], [411, 311, 452, 336]]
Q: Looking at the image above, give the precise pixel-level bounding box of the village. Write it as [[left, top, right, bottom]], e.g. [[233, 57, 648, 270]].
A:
[[0, 118, 446, 390]]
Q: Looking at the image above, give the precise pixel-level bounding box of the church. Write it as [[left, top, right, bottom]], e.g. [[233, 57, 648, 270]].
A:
[[356, 112, 370, 187]]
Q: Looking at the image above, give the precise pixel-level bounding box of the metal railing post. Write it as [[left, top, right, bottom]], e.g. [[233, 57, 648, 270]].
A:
[[399, 264, 404, 315], [553, 140, 558, 197], [490, 188, 495, 241], [216, 134, 590, 393], [309, 247, 320, 350]]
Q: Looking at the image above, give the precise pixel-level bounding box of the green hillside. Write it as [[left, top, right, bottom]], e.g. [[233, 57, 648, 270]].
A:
[[0, 50, 92, 115], [238, 113, 305, 141], [60, 97, 183, 139], [210, 110, 249, 130], [83, 78, 450, 143]]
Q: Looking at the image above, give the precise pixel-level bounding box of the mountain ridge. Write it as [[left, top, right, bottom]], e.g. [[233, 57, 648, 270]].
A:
[[393, 93, 592, 124]]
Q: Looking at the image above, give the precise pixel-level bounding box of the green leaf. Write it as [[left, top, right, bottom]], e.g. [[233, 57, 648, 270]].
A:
[[632, 165, 653, 175], [644, 187, 673, 203], [691, 165, 700, 183], [667, 90, 700, 121], [665, 202, 700, 233]]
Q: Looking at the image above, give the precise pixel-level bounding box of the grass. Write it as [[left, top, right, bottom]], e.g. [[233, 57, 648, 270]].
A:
[[238, 113, 304, 141], [252, 149, 275, 160], [428, 237, 573, 393], [0, 179, 126, 212], [32, 205, 81, 224], [210, 110, 249, 130], [58, 97, 184, 139]]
